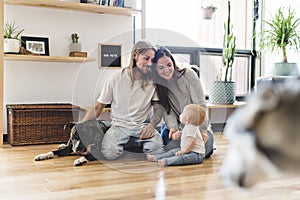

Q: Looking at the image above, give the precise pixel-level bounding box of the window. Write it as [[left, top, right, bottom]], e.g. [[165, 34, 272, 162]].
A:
[[166, 46, 253, 98], [145, 0, 253, 49]]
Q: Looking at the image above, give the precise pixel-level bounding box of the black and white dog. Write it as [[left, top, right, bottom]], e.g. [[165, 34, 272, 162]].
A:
[[220, 78, 300, 187], [34, 119, 110, 166], [34, 119, 144, 166]]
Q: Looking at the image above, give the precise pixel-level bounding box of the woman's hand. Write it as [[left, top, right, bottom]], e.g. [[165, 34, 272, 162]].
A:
[[169, 128, 181, 140], [139, 124, 155, 139]]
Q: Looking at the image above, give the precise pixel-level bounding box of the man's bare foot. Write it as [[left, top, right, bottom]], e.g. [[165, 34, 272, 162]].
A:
[[158, 159, 165, 167], [146, 154, 156, 162]]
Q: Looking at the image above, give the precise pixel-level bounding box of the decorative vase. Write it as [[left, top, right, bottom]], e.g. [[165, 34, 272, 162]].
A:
[[70, 43, 82, 53], [201, 7, 216, 20], [271, 62, 299, 76], [4, 38, 20, 53], [209, 81, 236, 104]]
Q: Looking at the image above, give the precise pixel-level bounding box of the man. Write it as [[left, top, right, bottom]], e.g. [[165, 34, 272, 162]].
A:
[[83, 41, 164, 160]]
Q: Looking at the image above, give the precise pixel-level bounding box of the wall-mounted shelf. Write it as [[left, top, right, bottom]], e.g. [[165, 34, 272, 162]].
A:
[[1, 0, 140, 146], [4, 54, 96, 63], [4, 0, 141, 16]]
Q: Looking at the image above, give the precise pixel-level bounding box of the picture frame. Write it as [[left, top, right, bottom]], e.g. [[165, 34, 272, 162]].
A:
[[98, 43, 122, 68], [21, 36, 49, 56]]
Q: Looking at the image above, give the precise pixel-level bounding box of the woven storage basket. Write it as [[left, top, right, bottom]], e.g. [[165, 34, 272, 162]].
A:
[[6, 103, 80, 145]]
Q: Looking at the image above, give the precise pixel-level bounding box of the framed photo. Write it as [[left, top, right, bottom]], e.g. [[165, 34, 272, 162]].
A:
[[98, 43, 122, 68], [21, 36, 49, 56]]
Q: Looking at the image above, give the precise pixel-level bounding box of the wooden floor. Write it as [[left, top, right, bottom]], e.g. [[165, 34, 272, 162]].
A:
[[1, 132, 300, 200]]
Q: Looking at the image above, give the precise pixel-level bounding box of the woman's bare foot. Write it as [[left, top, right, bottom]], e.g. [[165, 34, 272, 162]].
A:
[[158, 159, 165, 167], [146, 154, 156, 162]]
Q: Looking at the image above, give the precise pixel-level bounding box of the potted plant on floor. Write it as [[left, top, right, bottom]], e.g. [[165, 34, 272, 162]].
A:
[[209, 0, 236, 104], [4, 21, 24, 53], [260, 6, 300, 76]]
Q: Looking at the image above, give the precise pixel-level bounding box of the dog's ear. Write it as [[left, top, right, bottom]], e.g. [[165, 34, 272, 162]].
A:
[[259, 88, 281, 111], [64, 122, 76, 130], [242, 87, 281, 130]]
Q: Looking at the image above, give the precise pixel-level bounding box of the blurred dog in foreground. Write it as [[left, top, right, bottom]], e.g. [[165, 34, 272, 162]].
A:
[[220, 78, 300, 187]]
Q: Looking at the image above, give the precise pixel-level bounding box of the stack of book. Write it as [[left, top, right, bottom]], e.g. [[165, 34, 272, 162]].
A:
[[69, 52, 87, 57], [97, 0, 124, 7]]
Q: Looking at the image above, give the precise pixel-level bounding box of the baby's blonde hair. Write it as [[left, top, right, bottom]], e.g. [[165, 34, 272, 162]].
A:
[[183, 104, 206, 126]]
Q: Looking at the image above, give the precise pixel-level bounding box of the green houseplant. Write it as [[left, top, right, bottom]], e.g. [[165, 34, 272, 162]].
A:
[[260, 6, 300, 76], [209, 0, 236, 104], [71, 33, 79, 43], [4, 21, 24, 53], [70, 33, 82, 53]]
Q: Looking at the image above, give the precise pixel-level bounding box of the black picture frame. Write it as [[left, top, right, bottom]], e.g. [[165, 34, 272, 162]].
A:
[[98, 43, 122, 68], [21, 36, 49, 56]]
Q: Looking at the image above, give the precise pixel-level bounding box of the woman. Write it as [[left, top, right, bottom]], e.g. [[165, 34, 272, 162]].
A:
[[151, 46, 214, 158]]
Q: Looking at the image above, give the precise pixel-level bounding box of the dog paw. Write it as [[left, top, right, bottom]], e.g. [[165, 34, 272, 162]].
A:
[[34, 152, 54, 161], [73, 156, 88, 166], [58, 144, 67, 150]]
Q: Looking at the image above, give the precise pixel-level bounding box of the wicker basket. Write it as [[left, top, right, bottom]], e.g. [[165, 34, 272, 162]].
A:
[[6, 103, 80, 145]]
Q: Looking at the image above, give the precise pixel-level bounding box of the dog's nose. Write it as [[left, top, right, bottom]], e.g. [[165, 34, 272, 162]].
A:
[[238, 172, 246, 187]]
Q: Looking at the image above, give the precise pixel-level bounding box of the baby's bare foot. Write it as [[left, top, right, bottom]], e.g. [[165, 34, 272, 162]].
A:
[[158, 159, 165, 167], [146, 154, 156, 162]]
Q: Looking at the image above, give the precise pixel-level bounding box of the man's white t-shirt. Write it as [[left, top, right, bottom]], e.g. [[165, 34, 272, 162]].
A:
[[97, 69, 157, 129]]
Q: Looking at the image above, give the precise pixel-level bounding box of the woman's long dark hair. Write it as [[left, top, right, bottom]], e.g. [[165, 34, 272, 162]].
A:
[[151, 46, 186, 114]]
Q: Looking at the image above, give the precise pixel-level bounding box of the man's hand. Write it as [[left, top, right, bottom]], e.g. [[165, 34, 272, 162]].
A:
[[139, 124, 155, 139], [175, 150, 184, 156], [169, 128, 181, 140]]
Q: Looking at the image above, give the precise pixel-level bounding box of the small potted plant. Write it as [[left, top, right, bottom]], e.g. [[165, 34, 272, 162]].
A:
[[260, 6, 300, 76], [201, 5, 217, 20], [70, 33, 82, 53], [209, 0, 236, 104], [4, 21, 25, 53]]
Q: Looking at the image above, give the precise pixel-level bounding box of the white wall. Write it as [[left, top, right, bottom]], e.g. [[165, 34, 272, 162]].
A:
[[145, 0, 252, 50], [143, 0, 252, 97], [4, 5, 136, 133]]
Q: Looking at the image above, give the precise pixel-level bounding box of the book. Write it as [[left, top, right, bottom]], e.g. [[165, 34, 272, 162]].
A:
[[118, 0, 124, 7], [69, 52, 87, 57], [101, 0, 108, 6]]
